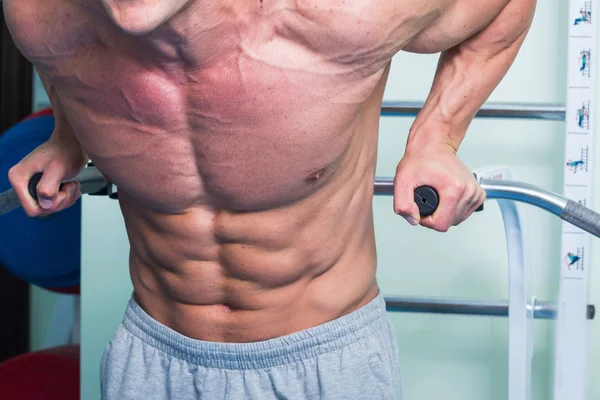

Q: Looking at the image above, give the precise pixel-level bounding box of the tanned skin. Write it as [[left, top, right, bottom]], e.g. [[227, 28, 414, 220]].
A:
[[4, 0, 535, 342]]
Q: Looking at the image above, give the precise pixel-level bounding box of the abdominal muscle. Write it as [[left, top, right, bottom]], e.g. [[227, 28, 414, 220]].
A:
[[117, 75, 387, 344], [122, 134, 380, 342]]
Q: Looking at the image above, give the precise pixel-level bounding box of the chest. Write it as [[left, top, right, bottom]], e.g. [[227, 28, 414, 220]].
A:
[[14, 1, 398, 210], [40, 0, 396, 125], [65, 49, 383, 207]]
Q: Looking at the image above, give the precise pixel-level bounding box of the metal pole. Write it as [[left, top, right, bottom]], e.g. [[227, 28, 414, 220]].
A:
[[374, 177, 568, 215], [381, 101, 566, 121], [384, 297, 595, 320], [374, 177, 600, 238]]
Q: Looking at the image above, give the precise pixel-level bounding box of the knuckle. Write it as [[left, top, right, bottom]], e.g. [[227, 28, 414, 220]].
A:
[[394, 205, 410, 215], [445, 181, 464, 197], [452, 178, 466, 192], [394, 201, 413, 215], [395, 211, 411, 219], [465, 182, 477, 194], [466, 190, 479, 205], [7, 166, 21, 184], [445, 190, 461, 203]]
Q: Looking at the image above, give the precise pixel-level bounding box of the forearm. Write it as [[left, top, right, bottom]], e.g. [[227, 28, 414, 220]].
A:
[[408, 0, 536, 152]]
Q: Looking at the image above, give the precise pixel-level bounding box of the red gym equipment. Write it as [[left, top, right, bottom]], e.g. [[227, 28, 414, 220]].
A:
[[0, 345, 80, 400]]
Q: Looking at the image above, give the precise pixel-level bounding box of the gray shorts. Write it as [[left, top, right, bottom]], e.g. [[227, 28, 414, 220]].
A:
[[100, 292, 401, 400]]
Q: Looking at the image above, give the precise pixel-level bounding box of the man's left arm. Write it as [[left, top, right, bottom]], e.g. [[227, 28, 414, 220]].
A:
[[394, 0, 536, 231]]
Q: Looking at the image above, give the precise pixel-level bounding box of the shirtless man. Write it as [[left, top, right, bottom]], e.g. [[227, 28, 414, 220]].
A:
[[3, 0, 535, 398]]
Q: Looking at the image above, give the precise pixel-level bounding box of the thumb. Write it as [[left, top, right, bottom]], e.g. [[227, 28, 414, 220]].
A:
[[35, 160, 68, 210], [393, 179, 421, 226]]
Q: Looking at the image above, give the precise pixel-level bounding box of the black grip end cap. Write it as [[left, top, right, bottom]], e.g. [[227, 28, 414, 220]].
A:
[[28, 173, 43, 201], [414, 186, 439, 217]]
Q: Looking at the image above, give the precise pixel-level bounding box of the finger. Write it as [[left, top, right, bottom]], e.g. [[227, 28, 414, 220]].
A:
[[421, 201, 459, 232], [393, 175, 421, 226], [62, 192, 82, 211], [394, 190, 421, 225], [45, 182, 80, 214], [45, 192, 68, 215], [469, 189, 487, 220], [421, 186, 462, 232], [453, 206, 475, 227], [35, 160, 68, 210], [453, 187, 486, 226], [452, 189, 477, 226], [8, 165, 45, 217]]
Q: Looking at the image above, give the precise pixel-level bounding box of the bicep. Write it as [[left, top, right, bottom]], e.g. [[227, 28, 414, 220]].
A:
[[2, 0, 43, 57], [403, 0, 534, 55], [453, 0, 536, 58], [3, 0, 26, 50], [4, 2, 57, 106]]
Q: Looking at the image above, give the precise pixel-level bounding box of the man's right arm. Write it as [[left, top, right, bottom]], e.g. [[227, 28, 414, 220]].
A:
[[4, 0, 87, 215], [4, 0, 80, 148], [7, 68, 88, 215], [35, 69, 83, 147]]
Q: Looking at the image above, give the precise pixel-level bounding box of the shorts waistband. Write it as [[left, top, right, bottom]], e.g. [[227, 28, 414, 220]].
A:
[[122, 292, 388, 370]]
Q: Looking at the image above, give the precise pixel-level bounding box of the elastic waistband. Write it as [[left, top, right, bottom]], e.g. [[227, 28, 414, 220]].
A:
[[122, 292, 388, 370]]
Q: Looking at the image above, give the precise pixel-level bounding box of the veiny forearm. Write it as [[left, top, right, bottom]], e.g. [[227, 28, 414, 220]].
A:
[[407, 0, 536, 151]]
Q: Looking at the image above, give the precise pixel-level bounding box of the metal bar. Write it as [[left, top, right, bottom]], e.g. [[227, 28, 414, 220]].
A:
[[381, 101, 566, 121], [384, 297, 595, 320], [374, 178, 568, 217], [480, 178, 567, 216], [374, 177, 600, 238]]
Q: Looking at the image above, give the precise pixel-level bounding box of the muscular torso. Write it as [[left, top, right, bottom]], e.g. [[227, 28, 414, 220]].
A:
[[5, 0, 509, 342]]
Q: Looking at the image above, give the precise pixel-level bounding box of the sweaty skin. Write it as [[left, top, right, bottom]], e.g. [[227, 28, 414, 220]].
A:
[[4, 0, 535, 342]]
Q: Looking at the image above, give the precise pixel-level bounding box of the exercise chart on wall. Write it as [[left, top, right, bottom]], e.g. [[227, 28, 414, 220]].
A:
[[555, 1, 596, 399]]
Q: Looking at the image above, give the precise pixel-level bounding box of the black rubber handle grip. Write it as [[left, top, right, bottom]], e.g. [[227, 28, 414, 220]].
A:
[[28, 173, 64, 201], [414, 186, 439, 217], [414, 174, 484, 217]]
